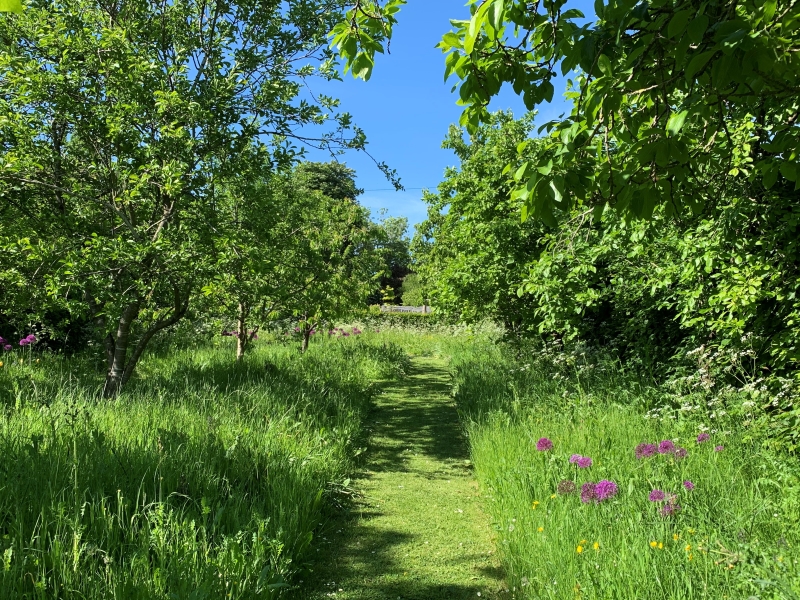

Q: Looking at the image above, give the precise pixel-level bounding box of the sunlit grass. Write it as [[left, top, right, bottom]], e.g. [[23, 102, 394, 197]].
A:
[[450, 340, 800, 600], [0, 337, 407, 598]]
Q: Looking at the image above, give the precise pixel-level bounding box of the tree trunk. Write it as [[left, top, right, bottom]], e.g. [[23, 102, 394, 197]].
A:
[[236, 302, 247, 361], [301, 328, 311, 353], [103, 302, 140, 398]]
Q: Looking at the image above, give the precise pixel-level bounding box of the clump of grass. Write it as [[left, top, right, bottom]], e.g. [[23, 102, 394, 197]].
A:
[[0, 337, 407, 598], [451, 340, 800, 600]]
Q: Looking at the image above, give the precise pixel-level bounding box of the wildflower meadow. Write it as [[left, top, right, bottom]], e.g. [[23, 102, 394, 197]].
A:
[[449, 338, 800, 600]]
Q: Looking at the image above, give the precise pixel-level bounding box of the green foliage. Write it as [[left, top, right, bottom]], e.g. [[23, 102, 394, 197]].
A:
[[329, 0, 406, 82], [0, 337, 407, 597], [449, 338, 800, 599], [439, 1, 800, 223], [0, 0, 380, 394], [399, 273, 426, 306], [413, 113, 549, 328]]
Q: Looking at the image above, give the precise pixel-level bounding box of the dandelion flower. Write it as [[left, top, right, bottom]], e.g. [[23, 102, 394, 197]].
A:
[[536, 437, 554, 451], [576, 545, 583, 554], [537, 527, 544, 533], [658, 542, 664, 549], [697, 433, 710, 443], [531, 501, 540, 509], [593, 542, 600, 551], [685, 544, 692, 551], [683, 480, 695, 491], [673, 534, 680, 541], [550, 493, 557, 499], [649, 489, 666, 502], [650, 541, 658, 548]]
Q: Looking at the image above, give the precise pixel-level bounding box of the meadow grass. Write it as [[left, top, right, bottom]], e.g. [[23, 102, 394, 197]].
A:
[[0, 334, 407, 599], [449, 339, 800, 600]]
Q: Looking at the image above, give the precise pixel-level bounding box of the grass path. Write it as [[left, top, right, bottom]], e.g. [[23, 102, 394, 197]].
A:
[[296, 355, 508, 599]]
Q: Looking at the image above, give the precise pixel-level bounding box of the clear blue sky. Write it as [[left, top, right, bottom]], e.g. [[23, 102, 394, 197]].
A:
[[304, 0, 595, 231]]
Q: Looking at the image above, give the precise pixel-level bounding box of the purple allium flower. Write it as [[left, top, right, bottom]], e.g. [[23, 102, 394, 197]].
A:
[[658, 440, 676, 454], [3, 345, 10, 351], [569, 454, 582, 464], [683, 480, 695, 491], [577, 456, 593, 468], [536, 437, 554, 451], [19, 339, 29, 346], [649, 489, 666, 502], [635, 443, 658, 459], [580, 482, 597, 504], [557, 480, 577, 495], [0, 337, 5, 344], [661, 502, 681, 517], [714, 445, 724, 452], [697, 433, 710, 443], [675, 447, 688, 459], [26, 334, 36, 343], [595, 479, 618, 501]]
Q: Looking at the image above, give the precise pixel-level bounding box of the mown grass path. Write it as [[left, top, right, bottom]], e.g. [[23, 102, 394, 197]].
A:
[[297, 355, 507, 599]]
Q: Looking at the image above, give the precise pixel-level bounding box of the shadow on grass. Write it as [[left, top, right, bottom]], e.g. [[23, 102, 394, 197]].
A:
[[295, 358, 505, 599]]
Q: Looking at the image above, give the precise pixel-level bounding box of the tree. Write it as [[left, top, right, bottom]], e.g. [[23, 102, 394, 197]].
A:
[[0, 1, 382, 395], [371, 215, 411, 304], [436, 0, 800, 224], [413, 112, 547, 328]]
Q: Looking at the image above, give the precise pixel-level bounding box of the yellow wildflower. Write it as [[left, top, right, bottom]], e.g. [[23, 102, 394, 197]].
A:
[[550, 494, 557, 499], [532, 501, 540, 509], [658, 542, 663, 550], [650, 541, 658, 548], [688, 553, 693, 560], [576, 545, 584, 554], [685, 544, 692, 552], [593, 542, 600, 551], [580, 539, 587, 545], [537, 527, 544, 533], [673, 534, 680, 541], [0, 361, 3, 368]]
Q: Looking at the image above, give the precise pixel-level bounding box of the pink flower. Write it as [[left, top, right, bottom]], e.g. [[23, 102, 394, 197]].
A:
[[536, 437, 553, 451], [697, 433, 710, 443], [714, 445, 724, 452], [577, 456, 592, 468], [569, 454, 581, 464], [658, 440, 676, 454], [683, 480, 695, 491], [649, 489, 666, 502]]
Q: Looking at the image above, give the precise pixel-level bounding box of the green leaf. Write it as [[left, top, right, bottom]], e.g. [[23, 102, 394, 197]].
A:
[[667, 9, 693, 39], [685, 50, 715, 82], [763, 0, 777, 22], [687, 15, 709, 45], [489, 0, 504, 31], [597, 54, 612, 76], [666, 110, 689, 137], [0, 0, 22, 11]]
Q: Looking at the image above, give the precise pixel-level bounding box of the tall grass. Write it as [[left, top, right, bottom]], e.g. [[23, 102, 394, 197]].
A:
[[450, 339, 800, 600], [0, 336, 407, 598]]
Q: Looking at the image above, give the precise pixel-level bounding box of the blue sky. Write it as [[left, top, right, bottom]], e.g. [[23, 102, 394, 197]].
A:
[[304, 0, 595, 232]]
